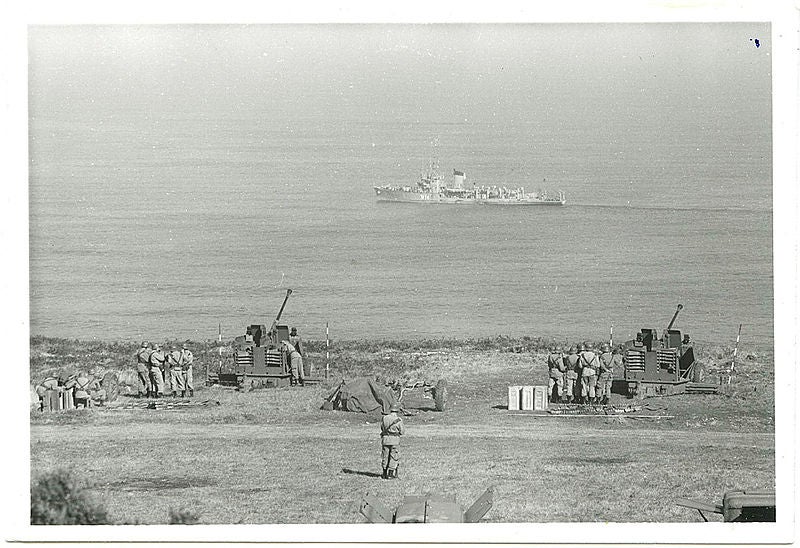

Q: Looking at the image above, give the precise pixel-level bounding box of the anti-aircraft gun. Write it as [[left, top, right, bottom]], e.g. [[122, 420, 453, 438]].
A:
[[215, 289, 296, 389], [621, 304, 716, 397]]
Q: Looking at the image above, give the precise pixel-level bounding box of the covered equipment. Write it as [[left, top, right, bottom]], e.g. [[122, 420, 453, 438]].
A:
[[323, 377, 397, 414]]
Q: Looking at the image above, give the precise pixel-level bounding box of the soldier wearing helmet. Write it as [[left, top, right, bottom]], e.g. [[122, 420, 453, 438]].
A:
[[134, 341, 153, 398], [179, 343, 195, 397], [380, 401, 404, 479], [579, 342, 599, 404], [148, 344, 166, 398], [597, 343, 614, 405], [564, 346, 581, 403], [547, 345, 567, 403]]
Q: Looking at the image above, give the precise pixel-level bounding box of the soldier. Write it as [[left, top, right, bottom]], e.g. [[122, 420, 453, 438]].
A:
[[564, 346, 581, 403], [282, 339, 304, 386], [34, 375, 60, 411], [68, 371, 98, 408], [179, 343, 194, 397], [380, 402, 404, 479], [580, 342, 599, 404], [597, 343, 614, 405], [134, 341, 153, 398], [547, 346, 566, 403], [166, 345, 182, 397], [148, 344, 166, 398], [289, 327, 306, 377]]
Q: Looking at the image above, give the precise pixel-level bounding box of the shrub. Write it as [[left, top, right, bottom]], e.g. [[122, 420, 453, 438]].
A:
[[30, 469, 110, 525], [168, 507, 200, 524]]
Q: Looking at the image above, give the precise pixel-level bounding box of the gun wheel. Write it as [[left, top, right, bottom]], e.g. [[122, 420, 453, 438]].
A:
[[101, 371, 119, 403], [433, 379, 447, 411]]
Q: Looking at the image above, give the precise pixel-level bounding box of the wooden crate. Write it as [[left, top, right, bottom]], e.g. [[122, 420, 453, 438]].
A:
[[507, 386, 522, 410]]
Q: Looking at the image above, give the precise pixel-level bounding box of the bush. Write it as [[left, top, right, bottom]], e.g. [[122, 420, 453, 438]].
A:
[[31, 469, 110, 525], [168, 507, 200, 524]]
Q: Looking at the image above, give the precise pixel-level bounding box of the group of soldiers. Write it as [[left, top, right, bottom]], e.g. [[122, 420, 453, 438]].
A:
[[546, 341, 624, 404], [134, 341, 195, 398], [35, 370, 107, 409]]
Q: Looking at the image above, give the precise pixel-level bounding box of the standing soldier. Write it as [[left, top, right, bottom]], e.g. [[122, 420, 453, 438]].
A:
[[380, 402, 404, 479], [580, 342, 599, 404], [564, 346, 581, 403], [597, 344, 614, 405], [34, 375, 60, 411], [547, 346, 566, 403], [282, 339, 305, 386], [134, 341, 152, 398], [289, 327, 307, 377], [148, 344, 166, 398], [179, 343, 194, 398], [166, 345, 181, 397]]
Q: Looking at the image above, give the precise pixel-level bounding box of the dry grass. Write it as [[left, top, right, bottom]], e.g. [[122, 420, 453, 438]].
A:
[[29, 336, 775, 524]]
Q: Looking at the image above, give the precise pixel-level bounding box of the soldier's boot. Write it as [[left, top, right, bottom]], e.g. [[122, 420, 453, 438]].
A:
[[381, 467, 388, 479], [181, 390, 186, 398], [189, 389, 194, 397], [602, 396, 609, 405]]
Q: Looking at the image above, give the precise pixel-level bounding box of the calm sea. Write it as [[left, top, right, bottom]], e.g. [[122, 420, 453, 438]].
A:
[[28, 25, 773, 347]]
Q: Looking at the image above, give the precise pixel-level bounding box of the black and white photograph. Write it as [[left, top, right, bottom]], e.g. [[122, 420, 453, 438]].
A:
[[4, 1, 797, 545]]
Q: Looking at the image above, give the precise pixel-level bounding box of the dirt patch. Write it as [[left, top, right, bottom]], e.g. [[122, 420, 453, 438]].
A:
[[104, 476, 217, 492], [573, 456, 636, 465]]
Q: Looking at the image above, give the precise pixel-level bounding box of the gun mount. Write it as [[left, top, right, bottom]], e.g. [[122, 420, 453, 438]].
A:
[[676, 490, 775, 522], [360, 487, 493, 523], [620, 304, 717, 397], [211, 289, 298, 390]]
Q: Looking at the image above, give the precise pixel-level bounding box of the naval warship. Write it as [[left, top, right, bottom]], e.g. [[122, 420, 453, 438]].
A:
[[374, 165, 565, 206]]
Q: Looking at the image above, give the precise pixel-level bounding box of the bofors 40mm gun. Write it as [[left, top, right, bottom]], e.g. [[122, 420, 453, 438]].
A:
[[213, 289, 296, 390], [621, 304, 717, 398]]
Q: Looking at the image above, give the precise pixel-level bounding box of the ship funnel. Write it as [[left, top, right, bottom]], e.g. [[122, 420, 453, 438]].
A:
[[453, 169, 466, 189]]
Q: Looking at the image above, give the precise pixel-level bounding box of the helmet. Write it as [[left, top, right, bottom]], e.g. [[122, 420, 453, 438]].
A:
[[290, 327, 298, 335], [182, 343, 189, 349], [568, 346, 577, 355], [576, 343, 585, 352], [390, 403, 400, 413], [584, 342, 594, 350], [612, 346, 622, 355], [141, 341, 148, 348], [555, 345, 563, 353], [600, 343, 611, 353]]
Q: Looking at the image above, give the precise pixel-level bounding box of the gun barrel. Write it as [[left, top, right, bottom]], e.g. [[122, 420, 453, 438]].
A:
[[275, 289, 293, 324], [666, 304, 683, 331]]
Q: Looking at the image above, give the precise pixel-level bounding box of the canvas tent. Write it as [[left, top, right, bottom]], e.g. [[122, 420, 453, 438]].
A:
[[324, 377, 397, 414]]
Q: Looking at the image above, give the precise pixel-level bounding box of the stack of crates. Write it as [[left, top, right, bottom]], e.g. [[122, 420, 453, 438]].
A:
[[508, 385, 548, 411]]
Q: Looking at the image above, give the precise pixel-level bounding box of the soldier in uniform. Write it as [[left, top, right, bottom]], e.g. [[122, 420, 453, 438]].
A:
[[34, 375, 60, 411], [289, 327, 306, 378], [579, 342, 599, 404], [134, 341, 153, 398], [282, 339, 305, 386], [166, 345, 181, 397], [67, 371, 99, 408], [380, 402, 404, 479], [179, 343, 194, 397], [564, 346, 581, 403], [547, 346, 566, 403], [597, 343, 614, 405], [148, 344, 166, 398]]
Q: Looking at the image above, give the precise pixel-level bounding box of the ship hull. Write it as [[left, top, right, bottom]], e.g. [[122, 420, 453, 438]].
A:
[[374, 187, 565, 206]]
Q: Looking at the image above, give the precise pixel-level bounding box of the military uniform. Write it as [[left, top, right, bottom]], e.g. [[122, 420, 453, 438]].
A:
[[148, 345, 166, 397], [166, 346, 182, 397], [381, 403, 404, 479], [135, 342, 153, 397], [67, 373, 99, 408], [547, 347, 566, 403], [597, 344, 614, 405], [35, 376, 60, 411], [289, 328, 306, 378], [179, 344, 194, 397], [564, 347, 581, 403], [580, 343, 599, 404], [283, 340, 304, 386]]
